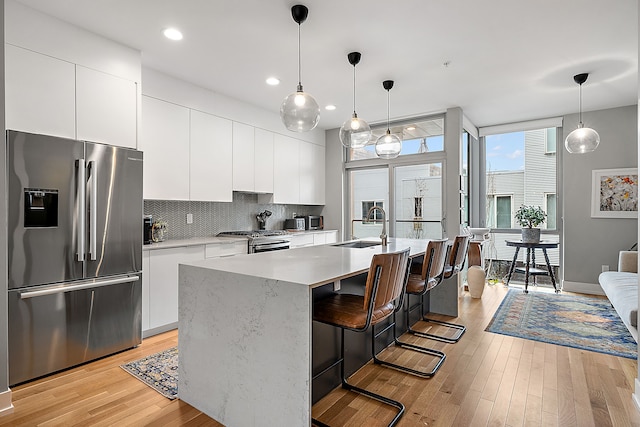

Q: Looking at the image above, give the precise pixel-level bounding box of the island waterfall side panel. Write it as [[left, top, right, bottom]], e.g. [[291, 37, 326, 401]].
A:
[[178, 264, 311, 427]]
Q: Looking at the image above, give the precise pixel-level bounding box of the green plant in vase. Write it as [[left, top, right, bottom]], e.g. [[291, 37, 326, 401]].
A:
[[514, 205, 546, 243]]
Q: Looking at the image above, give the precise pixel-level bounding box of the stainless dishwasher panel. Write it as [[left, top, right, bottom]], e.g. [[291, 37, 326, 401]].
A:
[[8, 275, 142, 386]]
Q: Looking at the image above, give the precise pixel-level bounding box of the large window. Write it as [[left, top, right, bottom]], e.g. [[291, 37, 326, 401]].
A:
[[485, 127, 557, 230], [348, 117, 444, 161], [482, 124, 560, 290]]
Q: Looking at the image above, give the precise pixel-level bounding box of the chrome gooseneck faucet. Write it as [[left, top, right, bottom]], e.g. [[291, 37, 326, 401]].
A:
[[366, 206, 387, 247]]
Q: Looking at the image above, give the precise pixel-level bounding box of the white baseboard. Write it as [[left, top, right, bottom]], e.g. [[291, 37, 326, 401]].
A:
[[633, 379, 640, 414], [562, 280, 605, 295], [0, 389, 13, 416]]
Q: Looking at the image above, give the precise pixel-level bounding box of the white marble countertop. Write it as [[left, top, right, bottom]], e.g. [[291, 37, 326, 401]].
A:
[[142, 230, 338, 251], [142, 236, 247, 251], [183, 238, 429, 288]]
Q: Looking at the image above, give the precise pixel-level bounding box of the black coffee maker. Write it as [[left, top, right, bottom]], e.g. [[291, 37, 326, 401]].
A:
[[143, 215, 153, 244]]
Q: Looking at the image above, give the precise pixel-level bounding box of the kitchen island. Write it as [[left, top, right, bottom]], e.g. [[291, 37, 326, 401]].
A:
[[178, 238, 431, 427]]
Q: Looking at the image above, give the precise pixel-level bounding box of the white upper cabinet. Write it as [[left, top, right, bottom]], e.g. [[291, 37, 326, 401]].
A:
[[5, 44, 75, 139], [76, 66, 137, 148], [254, 128, 274, 194], [273, 134, 300, 204], [5, 45, 138, 148], [233, 125, 275, 194], [140, 96, 190, 200], [299, 141, 325, 205], [190, 110, 233, 202], [232, 122, 255, 192]]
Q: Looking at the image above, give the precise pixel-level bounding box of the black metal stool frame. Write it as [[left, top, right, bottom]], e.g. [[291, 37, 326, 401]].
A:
[[407, 237, 467, 344], [311, 263, 405, 427], [371, 257, 447, 378]]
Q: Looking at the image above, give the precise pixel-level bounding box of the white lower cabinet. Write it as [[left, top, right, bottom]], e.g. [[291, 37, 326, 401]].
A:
[[324, 231, 338, 244], [205, 241, 247, 258], [146, 246, 205, 332], [290, 231, 338, 249], [142, 251, 150, 332], [289, 233, 314, 248]]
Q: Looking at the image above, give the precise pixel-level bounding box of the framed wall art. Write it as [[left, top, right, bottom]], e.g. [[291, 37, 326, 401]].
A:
[[591, 168, 638, 218]]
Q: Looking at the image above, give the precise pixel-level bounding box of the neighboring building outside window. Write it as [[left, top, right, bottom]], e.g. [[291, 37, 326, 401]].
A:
[[545, 193, 556, 229], [362, 201, 384, 220], [487, 194, 513, 229], [545, 127, 556, 154]]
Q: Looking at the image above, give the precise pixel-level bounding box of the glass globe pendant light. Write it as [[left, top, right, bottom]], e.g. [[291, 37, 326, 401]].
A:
[[375, 80, 402, 159], [280, 5, 320, 132], [565, 73, 600, 154], [339, 52, 371, 148]]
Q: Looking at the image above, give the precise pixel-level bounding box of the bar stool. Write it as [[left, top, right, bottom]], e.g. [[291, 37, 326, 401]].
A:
[[371, 239, 449, 378], [407, 235, 470, 343], [312, 248, 411, 427]]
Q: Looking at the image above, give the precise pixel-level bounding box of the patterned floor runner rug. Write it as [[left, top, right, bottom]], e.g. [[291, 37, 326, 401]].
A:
[[121, 346, 178, 399], [486, 289, 637, 359]]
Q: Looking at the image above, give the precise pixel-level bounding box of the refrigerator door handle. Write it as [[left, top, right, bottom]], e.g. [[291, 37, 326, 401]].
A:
[[88, 160, 97, 261], [18, 275, 140, 299], [76, 159, 86, 262]]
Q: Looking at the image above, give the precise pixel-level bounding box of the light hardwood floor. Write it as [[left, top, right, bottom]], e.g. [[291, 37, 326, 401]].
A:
[[2, 284, 639, 426]]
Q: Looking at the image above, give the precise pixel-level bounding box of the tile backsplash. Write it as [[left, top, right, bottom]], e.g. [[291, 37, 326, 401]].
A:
[[143, 192, 323, 240]]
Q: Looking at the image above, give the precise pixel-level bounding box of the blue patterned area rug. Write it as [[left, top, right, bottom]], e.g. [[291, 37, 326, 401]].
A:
[[486, 289, 637, 359], [121, 347, 178, 399]]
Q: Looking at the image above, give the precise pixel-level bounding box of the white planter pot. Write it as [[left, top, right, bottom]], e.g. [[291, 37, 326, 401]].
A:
[[467, 265, 486, 298]]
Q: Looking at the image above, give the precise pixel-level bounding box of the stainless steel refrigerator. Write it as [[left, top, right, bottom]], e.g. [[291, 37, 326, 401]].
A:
[[7, 130, 143, 385]]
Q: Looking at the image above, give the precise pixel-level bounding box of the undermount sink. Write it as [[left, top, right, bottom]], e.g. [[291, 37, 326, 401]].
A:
[[332, 241, 381, 249]]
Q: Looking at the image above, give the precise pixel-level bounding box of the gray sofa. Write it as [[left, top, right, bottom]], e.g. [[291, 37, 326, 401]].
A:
[[598, 251, 638, 342]]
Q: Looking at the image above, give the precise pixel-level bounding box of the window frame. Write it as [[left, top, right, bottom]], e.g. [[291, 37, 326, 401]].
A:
[[486, 193, 513, 229]]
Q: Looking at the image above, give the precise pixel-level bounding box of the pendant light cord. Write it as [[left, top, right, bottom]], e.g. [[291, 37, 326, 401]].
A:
[[297, 24, 302, 87], [352, 65, 357, 115], [386, 90, 391, 133], [578, 82, 583, 126]]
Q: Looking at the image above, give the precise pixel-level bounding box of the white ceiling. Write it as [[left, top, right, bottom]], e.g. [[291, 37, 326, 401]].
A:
[[15, 0, 638, 131]]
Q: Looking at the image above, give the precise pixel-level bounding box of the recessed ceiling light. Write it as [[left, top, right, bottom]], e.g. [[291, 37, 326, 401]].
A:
[[406, 126, 416, 131], [325, 105, 336, 111], [163, 28, 183, 41], [266, 77, 280, 86]]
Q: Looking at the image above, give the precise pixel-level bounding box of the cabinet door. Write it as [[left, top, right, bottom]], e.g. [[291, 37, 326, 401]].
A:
[[191, 110, 233, 201], [254, 128, 274, 193], [273, 135, 300, 204], [299, 141, 325, 205], [5, 44, 75, 139], [76, 66, 137, 149], [313, 233, 326, 246], [232, 122, 255, 192], [205, 241, 247, 258], [290, 234, 314, 248], [324, 231, 338, 244], [140, 96, 190, 200], [142, 251, 150, 332], [148, 246, 204, 330]]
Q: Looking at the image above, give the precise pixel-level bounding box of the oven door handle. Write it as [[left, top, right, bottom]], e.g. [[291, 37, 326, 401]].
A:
[[253, 241, 290, 252]]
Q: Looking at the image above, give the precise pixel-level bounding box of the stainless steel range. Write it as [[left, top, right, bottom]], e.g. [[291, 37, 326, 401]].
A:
[[217, 230, 291, 253]]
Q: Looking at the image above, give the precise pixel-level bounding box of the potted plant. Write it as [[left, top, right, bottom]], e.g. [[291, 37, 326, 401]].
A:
[[514, 205, 546, 243], [152, 219, 168, 242]]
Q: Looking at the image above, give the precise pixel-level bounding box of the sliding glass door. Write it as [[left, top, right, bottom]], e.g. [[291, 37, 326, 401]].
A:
[[393, 163, 443, 239], [347, 161, 444, 241]]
